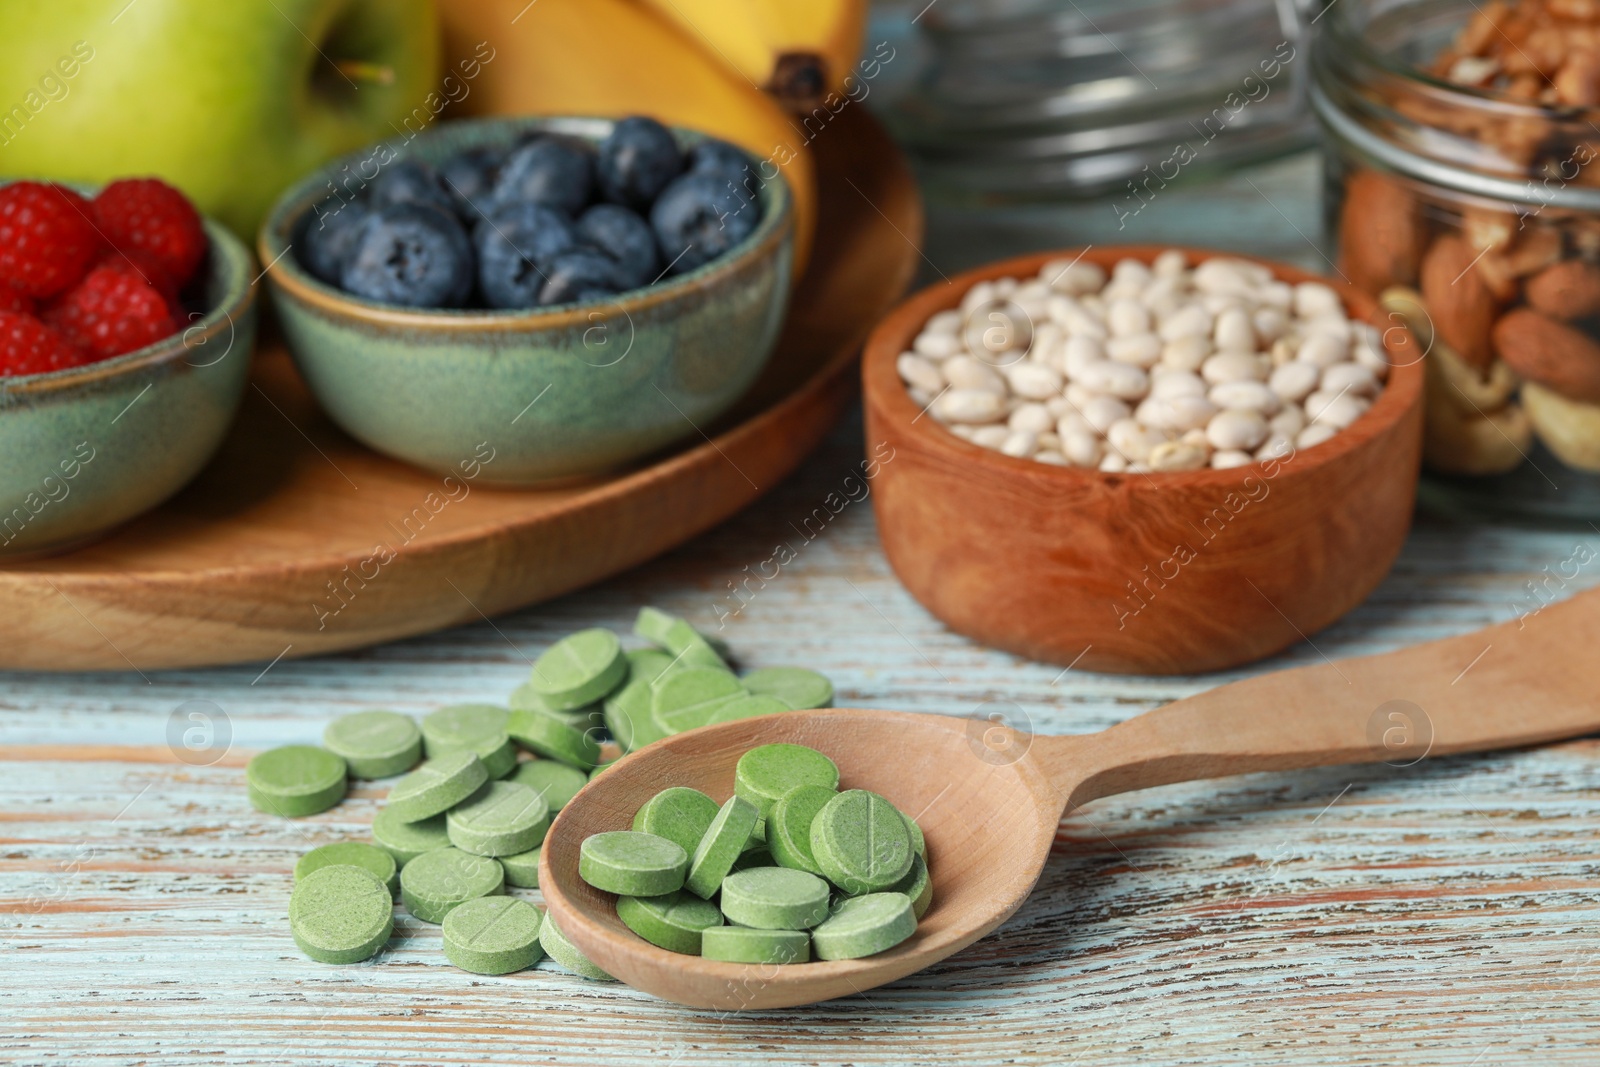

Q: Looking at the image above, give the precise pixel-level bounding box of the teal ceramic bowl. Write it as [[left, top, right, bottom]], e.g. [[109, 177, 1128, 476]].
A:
[[0, 216, 257, 560], [260, 116, 794, 485]]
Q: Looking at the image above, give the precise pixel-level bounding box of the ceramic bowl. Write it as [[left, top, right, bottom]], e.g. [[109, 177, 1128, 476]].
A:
[[862, 246, 1424, 675], [0, 217, 257, 560], [260, 116, 794, 485]]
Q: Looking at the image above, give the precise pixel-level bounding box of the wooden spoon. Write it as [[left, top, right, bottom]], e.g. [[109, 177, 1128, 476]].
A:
[[540, 588, 1600, 1010]]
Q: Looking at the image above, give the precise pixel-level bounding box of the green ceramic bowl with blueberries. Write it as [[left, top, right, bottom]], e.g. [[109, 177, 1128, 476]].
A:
[[259, 115, 794, 486], [0, 212, 257, 560]]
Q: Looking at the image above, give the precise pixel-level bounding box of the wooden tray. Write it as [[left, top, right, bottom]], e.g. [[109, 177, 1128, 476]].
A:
[[1, 107, 921, 671]]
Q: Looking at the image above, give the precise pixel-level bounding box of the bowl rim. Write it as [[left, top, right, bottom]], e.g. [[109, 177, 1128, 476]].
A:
[[258, 114, 795, 333], [0, 215, 257, 398], [862, 244, 1424, 487]]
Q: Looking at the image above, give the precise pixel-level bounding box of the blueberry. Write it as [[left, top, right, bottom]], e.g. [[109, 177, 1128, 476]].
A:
[[597, 116, 684, 210], [474, 202, 578, 309], [340, 203, 474, 308], [492, 137, 595, 215], [649, 172, 760, 275], [575, 204, 659, 290], [539, 249, 624, 306], [438, 146, 503, 221], [299, 197, 371, 285], [369, 158, 455, 215]]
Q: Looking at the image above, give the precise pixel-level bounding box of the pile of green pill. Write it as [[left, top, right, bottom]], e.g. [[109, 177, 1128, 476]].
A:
[[254, 608, 837, 978], [578, 742, 931, 964]]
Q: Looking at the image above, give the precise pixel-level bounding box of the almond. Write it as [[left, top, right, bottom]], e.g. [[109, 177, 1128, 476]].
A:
[[1421, 234, 1499, 368], [1492, 307, 1600, 402], [1338, 170, 1424, 295], [1525, 260, 1600, 320]]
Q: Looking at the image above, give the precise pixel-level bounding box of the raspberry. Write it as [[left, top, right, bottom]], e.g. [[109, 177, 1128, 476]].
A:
[[43, 265, 175, 361], [93, 248, 179, 304], [0, 286, 33, 315], [0, 181, 102, 299], [92, 178, 206, 291], [0, 312, 89, 376]]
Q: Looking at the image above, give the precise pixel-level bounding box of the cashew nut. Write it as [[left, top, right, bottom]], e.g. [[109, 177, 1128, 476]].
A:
[[1522, 381, 1600, 471]]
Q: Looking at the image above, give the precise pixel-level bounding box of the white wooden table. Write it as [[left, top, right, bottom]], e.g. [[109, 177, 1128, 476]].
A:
[[7, 151, 1600, 1066]]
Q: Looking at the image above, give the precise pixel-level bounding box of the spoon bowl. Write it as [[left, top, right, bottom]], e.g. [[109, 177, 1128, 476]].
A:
[[542, 587, 1600, 1010]]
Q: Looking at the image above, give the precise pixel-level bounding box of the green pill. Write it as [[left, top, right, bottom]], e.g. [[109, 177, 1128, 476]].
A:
[[631, 787, 718, 856], [322, 710, 422, 779], [442, 895, 544, 975], [294, 841, 399, 896], [810, 892, 916, 961], [507, 759, 589, 813], [741, 667, 834, 710], [809, 789, 913, 895], [732, 847, 775, 872], [650, 668, 746, 735], [903, 811, 926, 860], [507, 707, 601, 770], [446, 781, 550, 857], [578, 831, 688, 896], [616, 891, 723, 954], [765, 784, 835, 876], [528, 628, 627, 711], [634, 607, 727, 671], [719, 866, 831, 930], [734, 743, 840, 820], [701, 926, 810, 965], [706, 694, 791, 725], [684, 795, 759, 899], [889, 853, 933, 919], [539, 910, 615, 981], [509, 683, 605, 733], [289, 864, 393, 964], [371, 809, 449, 865], [603, 649, 676, 751], [383, 751, 488, 823], [499, 846, 542, 888], [399, 846, 504, 924], [419, 704, 516, 778], [247, 745, 348, 818]]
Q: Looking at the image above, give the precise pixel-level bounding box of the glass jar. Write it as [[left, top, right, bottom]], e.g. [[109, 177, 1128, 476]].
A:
[[1313, 0, 1600, 517]]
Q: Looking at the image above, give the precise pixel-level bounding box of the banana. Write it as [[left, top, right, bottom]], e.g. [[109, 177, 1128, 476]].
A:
[[437, 0, 816, 278], [634, 0, 867, 109]]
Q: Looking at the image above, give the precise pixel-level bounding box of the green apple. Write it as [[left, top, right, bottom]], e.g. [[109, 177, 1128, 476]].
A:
[[0, 0, 439, 240]]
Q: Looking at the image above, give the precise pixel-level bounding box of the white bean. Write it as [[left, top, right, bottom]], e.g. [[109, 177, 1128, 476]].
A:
[[1202, 351, 1267, 385], [1027, 322, 1065, 365], [972, 425, 1011, 448], [1148, 439, 1209, 472], [1164, 395, 1220, 431], [1056, 411, 1092, 437], [1211, 449, 1254, 469], [1253, 306, 1289, 344], [1192, 259, 1256, 299], [897, 352, 945, 394], [1000, 430, 1037, 457], [1106, 418, 1165, 463], [1005, 361, 1064, 400], [1296, 333, 1347, 368], [913, 331, 964, 359], [1041, 259, 1106, 295], [1320, 361, 1380, 398], [949, 424, 977, 440], [1214, 307, 1256, 352], [1297, 423, 1338, 449], [1106, 333, 1162, 368], [1305, 390, 1370, 429], [994, 277, 1019, 297], [1258, 280, 1293, 309], [1268, 360, 1320, 403], [1152, 248, 1187, 277], [1107, 298, 1151, 337], [1209, 380, 1280, 414], [1009, 402, 1055, 433], [1062, 430, 1103, 467], [1034, 450, 1070, 466], [1081, 396, 1132, 433], [1112, 258, 1152, 287], [934, 389, 1007, 423], [965, 304, 1032, 355], [1065, 382, 1097, 408], [1181, 427, 1211, 450], [943, 356, 1006, 392], [1150, 370, 1207, 399], [1099, 452, 1128, 473], [1293, 282, 1342, 319], [1078, 361, 1149, 399], [1062, 335, 1106, 378], [908, 387, 934, 408], [1302, 314, 1353, 342], [1353, 342, 1390, 380], [1256, 434, 1295, 461], [1161, 335, 1212, 372], [1048, 295, 1108, 338], [1206, 409, 1269, 451], [960, 281, 997, 315], [923, 309, 963, 335], [1158, 303, 1212, 342], [1269, 405, 1307, 439]]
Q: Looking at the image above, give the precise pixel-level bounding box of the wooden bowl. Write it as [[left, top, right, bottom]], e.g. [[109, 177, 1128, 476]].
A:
[[862, 246, 1424, 675]]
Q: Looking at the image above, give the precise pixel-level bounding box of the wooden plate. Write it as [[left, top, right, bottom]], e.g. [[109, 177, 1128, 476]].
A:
[[0, 107, 921, 671]]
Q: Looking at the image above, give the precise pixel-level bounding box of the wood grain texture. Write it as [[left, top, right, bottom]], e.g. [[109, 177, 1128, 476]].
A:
[[4, 147, 1600, 1065], [864, 247, 1425, 674], [0, 105, 919, 672]]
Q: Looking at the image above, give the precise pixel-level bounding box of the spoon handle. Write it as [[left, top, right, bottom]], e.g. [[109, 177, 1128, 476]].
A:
[[1048, 587, 1600, 810]]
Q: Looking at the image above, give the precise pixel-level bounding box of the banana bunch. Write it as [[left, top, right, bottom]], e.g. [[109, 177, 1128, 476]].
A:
[[437, 0, 868, 281], [635, 0, 867, 109]]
